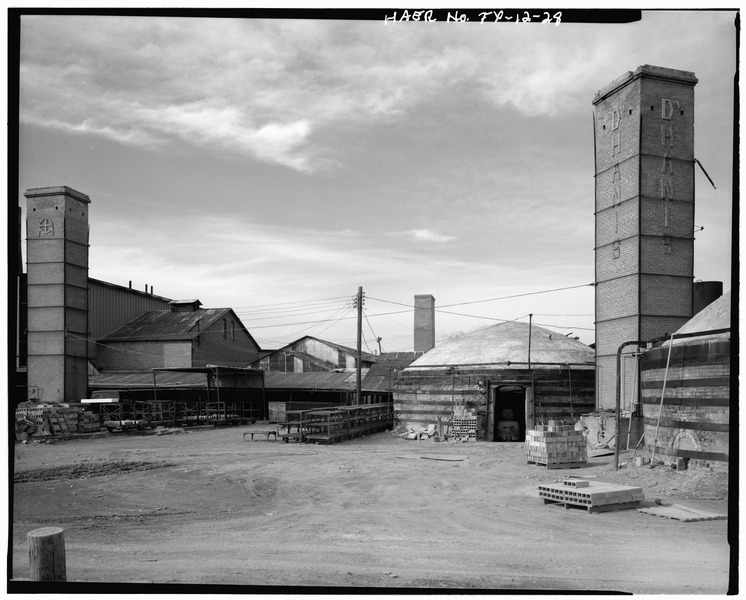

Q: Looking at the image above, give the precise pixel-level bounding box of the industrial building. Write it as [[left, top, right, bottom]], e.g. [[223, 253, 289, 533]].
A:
[[18, 186, 266, 422], [96, 299, 261, 371], [15, 186, 413, 424], [251, 336, 376, 373]]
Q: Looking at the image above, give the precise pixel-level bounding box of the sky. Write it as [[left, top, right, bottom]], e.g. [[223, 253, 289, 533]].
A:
[[11, 7, 737, 353]]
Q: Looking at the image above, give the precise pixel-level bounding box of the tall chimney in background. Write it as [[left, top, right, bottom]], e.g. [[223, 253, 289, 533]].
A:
[[414, 294, 435, 352]]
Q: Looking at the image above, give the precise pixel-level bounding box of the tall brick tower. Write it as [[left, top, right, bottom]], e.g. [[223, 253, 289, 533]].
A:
[[25, 186, 90, 403], [593, 65, 697, 410]]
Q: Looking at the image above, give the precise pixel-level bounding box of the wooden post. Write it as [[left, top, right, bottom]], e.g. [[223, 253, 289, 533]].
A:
[[28, 527, 67, 581]]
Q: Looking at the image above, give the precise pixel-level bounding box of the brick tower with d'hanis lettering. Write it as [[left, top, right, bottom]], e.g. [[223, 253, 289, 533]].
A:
[[592, 65, 697, 412]]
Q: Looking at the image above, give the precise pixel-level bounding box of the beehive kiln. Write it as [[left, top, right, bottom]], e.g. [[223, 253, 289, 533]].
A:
[[640, 292, 730, 471]]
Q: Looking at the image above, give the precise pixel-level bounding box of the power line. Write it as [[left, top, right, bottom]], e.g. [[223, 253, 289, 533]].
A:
[[237, 303, 351, 323], [230, 295, 350, 311], [367, 283, 593, 311], [438, 283, 595, 308], [363, 309, 383, 354]]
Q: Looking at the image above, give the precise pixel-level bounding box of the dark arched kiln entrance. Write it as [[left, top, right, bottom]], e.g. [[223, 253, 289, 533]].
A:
[[491, 385, 527, 442]]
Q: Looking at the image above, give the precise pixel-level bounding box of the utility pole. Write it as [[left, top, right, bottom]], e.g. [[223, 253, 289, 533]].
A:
[[528, 313, 533, 370], [355, 286, 363, 405]]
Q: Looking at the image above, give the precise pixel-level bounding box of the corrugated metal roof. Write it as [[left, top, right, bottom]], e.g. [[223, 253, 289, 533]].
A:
[[359, 374, 390, 393], [90, 367, 396, 394], [100, 308, 233, 341], [89, 371, 207, 388], [364, 352, 424, 379], [265, 370, 377, 392], [408, 321, 595, 368], [89, 366, 263, 389]]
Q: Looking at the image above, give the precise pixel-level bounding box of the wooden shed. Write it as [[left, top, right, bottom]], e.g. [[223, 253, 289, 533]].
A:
[[394, 321, 596, 441]]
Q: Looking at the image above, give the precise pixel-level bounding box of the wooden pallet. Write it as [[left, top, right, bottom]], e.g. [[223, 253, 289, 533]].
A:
[[638, 504, 727, 522], [242, 430, 278, 442], [543, 498, 641, 513]]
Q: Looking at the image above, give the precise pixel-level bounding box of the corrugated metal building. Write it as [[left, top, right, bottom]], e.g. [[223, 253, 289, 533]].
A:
[[89, 366, 267, 422], [264, 351, 424, 422], [88, 278, 172, 341]]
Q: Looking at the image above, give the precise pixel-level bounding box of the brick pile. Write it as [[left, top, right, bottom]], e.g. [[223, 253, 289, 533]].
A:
[[525, 421, 587, 468], [15, 403, 100, 439]]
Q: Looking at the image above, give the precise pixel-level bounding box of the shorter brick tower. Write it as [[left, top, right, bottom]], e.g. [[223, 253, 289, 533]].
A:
[[25, 186, 90, 403], [593, 66, 697, 410]]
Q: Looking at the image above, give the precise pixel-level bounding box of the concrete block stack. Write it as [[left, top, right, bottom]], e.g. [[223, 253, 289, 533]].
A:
[[525, 421, 587, 468], [451, 407, 477, 442], [538, 479, 644, 512]]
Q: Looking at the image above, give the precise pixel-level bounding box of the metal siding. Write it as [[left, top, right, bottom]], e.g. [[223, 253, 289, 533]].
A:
[[88, 280, 172, 339]]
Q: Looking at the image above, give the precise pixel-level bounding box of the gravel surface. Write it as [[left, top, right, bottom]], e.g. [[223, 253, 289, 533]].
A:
[[10, 424, 734, 593]]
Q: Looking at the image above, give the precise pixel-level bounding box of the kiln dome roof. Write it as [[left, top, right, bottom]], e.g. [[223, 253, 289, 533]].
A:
[[408, 320, 595, 368]]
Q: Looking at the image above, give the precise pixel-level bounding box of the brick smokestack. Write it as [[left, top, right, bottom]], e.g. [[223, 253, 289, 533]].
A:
[[414, 294, 435, 352]]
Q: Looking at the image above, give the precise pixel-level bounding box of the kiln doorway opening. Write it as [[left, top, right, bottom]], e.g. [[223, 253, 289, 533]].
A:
[[494, 385, 526, 442]]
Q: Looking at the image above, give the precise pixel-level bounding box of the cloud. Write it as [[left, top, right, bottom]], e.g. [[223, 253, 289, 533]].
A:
[[403, 228, 457, 243], [18, 12, 737, 178]]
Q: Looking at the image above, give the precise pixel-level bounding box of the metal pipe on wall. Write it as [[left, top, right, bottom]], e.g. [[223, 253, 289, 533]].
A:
[[615, 340, 646, 469]]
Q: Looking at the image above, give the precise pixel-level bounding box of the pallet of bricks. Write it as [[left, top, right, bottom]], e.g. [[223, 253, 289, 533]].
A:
[[451, 406, 477, 442], [525, 420, 587, 468], [15, 403, 99, 440], [538, 478, 644, 513]]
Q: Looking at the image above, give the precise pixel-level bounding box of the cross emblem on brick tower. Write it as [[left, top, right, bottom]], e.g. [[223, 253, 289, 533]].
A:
[[38, 218, 54, 236]]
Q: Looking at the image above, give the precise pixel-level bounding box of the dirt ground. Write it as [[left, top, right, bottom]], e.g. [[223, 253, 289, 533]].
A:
[[8, 423, 735, 594]]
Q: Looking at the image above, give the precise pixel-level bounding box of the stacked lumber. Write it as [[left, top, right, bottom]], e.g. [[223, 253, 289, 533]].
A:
[[525, 422, 587, 468], [538, 479, 645, 513]]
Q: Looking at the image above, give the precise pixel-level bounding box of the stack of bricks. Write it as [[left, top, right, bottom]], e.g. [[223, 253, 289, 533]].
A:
[[538, 479, 644, 513], [78, 411, 101, 433], [15, 403, 97, 437], [525, 421, 587, 468]]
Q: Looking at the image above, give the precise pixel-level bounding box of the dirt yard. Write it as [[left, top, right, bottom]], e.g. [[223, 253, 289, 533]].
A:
[[9, 423, 734, 593]]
